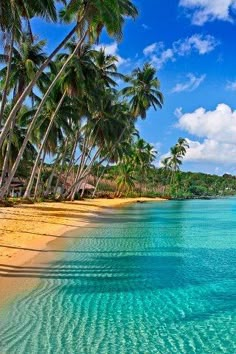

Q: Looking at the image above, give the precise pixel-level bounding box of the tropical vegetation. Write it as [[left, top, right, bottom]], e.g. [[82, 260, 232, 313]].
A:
[[0, 0, 165, 202], [0, 1, 235, 204]]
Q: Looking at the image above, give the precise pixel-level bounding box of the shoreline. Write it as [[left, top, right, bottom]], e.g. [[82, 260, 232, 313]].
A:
[[0, 197, 165, 307]]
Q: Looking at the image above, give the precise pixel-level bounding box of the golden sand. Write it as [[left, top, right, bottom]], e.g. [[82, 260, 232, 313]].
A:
[[0, 197, 164, 306]]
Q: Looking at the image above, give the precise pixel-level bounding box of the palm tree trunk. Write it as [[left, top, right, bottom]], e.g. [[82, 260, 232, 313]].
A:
[[65, 148, 102, 200], [33, 150, 46, 199], [92, 168, 105, 198], [0, 31, 89, 200], [0, 116, 16, 189], [45, 162, 57, 197], [80, 174, 89, 198], [0, 30, 14, 127], [53, 139, 70, 197], [63, 132, 79, 187], [0, 24, 79, 149], [23, 91, 67, 199]]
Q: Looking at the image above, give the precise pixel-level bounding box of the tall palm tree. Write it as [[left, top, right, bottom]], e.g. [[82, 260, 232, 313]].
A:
[[0, 34, 47, 101], [0, 0, 138, 150], [0, 1, 138, 199], [93, 49, 123, 88], [0, 0, 62, 125], [0, 104, 36, 190], [163, 138, 189, 195], [122, 63, 164, 119], [116, 164, 135, 196], [0, 34, 47, 192]]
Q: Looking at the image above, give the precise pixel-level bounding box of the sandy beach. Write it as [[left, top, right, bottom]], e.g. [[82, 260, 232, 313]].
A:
[[0, 197, 164, 306]]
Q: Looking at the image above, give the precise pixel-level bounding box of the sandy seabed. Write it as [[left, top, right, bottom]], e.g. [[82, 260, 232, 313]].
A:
[[0, 197, 164, 306]]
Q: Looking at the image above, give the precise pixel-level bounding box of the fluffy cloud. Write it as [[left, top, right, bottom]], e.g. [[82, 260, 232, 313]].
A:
[[171, 73, 206, 93], [143, 43, 158, 56], [175, 104, 236, 166], [143, 34, 218, 69], [95, 42, 128, 66], [151, 49, 175, 69], [180, 0, 236, 25], [177, 103, 236, 144], [184, 139, 236, 164], [174, 34, 219, 55]]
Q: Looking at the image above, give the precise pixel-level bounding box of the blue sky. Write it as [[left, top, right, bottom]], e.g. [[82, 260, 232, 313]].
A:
[[31, 0, 236, 175]]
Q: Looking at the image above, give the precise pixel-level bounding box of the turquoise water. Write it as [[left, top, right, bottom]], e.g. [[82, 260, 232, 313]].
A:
[[0, 199, 236, 353]]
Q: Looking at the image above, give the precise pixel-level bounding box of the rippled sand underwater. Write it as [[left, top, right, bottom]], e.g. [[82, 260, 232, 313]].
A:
[[0, 199, 236, 353]]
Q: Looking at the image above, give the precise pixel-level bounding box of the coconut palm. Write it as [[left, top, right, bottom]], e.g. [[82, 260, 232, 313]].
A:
[[0, 0, 138, 150], [0, 34, 47, 101], [0, 104, 36, 190], [163, 138, 189, 195], [116, 164, 135, 196], [0, 34, 47, 192], [0, 0, 63, 125], [0, 0, 138, 199], [93, 49, 123, 88], [122, 63, 164, 119]]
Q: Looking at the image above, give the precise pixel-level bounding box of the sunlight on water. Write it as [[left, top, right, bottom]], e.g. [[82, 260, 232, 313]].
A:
[[0, 199, 236, 353]]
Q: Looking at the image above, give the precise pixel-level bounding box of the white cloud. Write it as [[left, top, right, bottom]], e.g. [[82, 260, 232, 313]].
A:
[[180, 0, 236, 25], [175, 103, 236, 166], [143, 43, 158, 56], [171, 73, 206, 93], [174, 34, 219, 55], [95, 42, 129, 66], [226, 81, 236, 90], [143, 34, 218, 69], [151, 49, 175, 69], [184, 138, 236, 164], [177, 103, 236, 144]]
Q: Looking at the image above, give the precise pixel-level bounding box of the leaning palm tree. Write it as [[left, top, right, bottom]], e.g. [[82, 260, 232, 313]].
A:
[[0, 34, 47, 191], [0, 0, 138, 199], [0, 0, 138, 149], [0, 33, 47, 102], [0, 104, 36, 191], [163, 138, 189, 195], [0, 0, 61, 125]]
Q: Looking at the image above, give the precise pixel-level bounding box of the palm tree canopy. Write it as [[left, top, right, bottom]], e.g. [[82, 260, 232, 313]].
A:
[[60, 0, 138, 43], [0, 0, 62, 34], [122, 63, 164, 119]]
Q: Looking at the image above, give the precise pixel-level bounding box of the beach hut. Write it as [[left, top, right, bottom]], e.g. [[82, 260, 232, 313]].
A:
[[78, 182, 95, 196], [0, 174, 25, 197]]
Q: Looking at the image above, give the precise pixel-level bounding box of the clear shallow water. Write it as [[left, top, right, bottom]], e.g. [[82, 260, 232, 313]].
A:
[[0, 199, 236, 354]]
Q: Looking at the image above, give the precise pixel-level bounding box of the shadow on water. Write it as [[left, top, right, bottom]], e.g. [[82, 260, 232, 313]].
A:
[[0, 248, 235, 295]]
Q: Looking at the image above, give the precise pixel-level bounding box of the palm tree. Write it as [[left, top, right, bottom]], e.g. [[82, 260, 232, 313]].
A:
[[163, 138, 189, 196], [116, 164, 135, 196], [0, 0, 138, 150], [0, 34, 47, 193], [122, 63, 163, 119], [0, 1, 138, 199], [0, 34, 47, 102], [93, 49, 123, 87], [0, 0, 61, 125], [0, 104, 36, 191]]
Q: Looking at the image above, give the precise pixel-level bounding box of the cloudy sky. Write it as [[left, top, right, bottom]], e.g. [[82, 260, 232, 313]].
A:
[[32, 0, 236, 175]]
